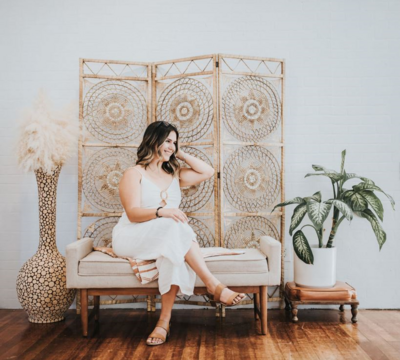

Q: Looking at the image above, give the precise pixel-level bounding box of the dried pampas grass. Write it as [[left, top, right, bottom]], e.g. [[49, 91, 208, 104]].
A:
[[17, 89, 79, 174]]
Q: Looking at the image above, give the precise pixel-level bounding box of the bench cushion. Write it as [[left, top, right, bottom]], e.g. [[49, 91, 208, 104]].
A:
[[77, 248, 269, 287]]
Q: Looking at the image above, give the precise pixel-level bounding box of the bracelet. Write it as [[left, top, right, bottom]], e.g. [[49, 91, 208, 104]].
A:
[[156, 206, 163, 218]]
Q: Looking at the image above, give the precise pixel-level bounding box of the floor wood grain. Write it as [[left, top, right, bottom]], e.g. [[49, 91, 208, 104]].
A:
[[0, 309, 399, 359]]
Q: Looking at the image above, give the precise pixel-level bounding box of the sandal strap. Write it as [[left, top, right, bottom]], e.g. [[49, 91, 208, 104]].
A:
[[147, 320, 170, 343], [147, 332, 166, 342], [156, 319, 170, 333], [214, 283, 227, 303], [226, 291, 241, 306]]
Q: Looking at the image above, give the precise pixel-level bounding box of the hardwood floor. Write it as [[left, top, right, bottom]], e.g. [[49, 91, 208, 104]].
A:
[[1, 308, 400, 359]]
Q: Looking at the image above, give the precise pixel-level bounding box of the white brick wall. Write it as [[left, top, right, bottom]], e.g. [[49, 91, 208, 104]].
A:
[[1, 0, 399, 309]]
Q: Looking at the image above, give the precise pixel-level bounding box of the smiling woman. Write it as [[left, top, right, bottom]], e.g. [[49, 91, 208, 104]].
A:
[[111, 120, 245, 346]]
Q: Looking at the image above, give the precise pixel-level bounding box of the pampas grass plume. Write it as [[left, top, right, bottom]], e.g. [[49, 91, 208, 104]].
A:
[[17, 89, 79, 174]]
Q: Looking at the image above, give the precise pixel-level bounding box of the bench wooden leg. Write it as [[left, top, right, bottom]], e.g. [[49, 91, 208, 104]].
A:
[[259, 286, 268, 335], [93, 295, 100, 322], [81, 289, 88, 337], [254, 293, 260, 320]]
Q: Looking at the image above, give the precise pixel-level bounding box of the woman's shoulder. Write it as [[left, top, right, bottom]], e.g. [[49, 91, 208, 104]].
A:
[[123, 166, 143, 180]]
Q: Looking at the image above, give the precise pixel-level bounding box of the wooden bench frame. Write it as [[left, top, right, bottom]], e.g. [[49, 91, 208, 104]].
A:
[[80, 286, 268, 337]]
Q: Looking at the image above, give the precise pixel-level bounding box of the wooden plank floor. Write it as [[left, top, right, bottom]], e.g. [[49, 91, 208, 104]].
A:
[[1, 309, 400, 359]]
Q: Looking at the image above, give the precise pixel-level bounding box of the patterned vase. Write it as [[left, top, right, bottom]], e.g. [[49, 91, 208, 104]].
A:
[[16, 166, 76, 323]]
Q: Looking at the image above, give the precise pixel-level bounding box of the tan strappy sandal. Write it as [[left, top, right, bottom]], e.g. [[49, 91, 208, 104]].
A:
[[208, 283, 245, 307], [146, 319, 171, 346]]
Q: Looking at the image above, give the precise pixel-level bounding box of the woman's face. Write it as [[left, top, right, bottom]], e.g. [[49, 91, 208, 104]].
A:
[[158, 131, 177, 161]]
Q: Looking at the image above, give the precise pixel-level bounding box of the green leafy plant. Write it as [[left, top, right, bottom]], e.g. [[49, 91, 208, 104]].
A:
[[271, 150, 395, 265]]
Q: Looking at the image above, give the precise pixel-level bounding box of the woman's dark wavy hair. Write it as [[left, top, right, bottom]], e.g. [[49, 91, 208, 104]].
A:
[[136, 121, 181, 176]]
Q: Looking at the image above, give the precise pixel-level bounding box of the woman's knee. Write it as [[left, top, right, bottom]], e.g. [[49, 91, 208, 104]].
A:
[[185, 240, 198, 256], [191, 240, 199, 249]]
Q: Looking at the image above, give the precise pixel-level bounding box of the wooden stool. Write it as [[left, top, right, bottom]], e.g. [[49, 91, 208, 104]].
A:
[[284, 281, 359, 323]]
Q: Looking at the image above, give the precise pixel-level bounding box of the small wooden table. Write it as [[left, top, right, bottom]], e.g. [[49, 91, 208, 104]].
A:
[[284, 281, 359, 323]]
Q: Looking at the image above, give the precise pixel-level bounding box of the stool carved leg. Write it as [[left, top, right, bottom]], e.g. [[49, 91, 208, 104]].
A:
[[351, 305, 358, 323], [81, 289, 88, 337], [339, 305, 344, 312], [291, 304, 298, 323]]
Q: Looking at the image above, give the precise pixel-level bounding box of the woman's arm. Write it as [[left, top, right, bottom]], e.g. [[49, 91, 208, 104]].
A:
[[176, 149, 215, 187]]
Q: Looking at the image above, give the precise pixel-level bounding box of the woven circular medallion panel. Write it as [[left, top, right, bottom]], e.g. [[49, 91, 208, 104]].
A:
[[222, 76, 281, 141], [179, 147, 214, 212], [188, 217, 214, 248], [223, 146, 280, 212], [224, 216, 279, 249], [83, 80, 147, 144], [83, 148, 137, 212], [84, 217, 119, 248], [156, 78, 213, 142]]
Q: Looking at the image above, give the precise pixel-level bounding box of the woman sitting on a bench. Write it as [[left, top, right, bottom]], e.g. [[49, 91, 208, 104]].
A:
[[112, 121, 245, 346]]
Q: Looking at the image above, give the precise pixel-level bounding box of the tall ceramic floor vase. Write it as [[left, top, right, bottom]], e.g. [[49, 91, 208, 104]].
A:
[[294, 246, 337, 288], [16, 166, 76, 323]]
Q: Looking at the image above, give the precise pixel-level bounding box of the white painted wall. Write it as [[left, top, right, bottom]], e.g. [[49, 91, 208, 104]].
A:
[[1, 0, 399, 309]]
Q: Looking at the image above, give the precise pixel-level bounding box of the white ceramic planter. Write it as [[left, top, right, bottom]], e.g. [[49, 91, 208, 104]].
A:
[[294, 245, 337, 288]]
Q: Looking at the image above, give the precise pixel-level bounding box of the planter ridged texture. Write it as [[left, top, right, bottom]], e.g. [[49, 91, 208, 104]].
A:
[[294, 246, 337, 289], [16, 166, 76, 323]]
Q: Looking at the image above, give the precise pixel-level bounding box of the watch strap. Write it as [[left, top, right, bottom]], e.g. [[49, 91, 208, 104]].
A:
[[156, 206, 163, 218]]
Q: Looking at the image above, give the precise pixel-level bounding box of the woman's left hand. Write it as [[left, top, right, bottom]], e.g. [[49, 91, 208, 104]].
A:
[[175, 145, 186, 161]]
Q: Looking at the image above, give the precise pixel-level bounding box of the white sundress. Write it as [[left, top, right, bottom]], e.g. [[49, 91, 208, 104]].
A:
[[112, 167, 198, 296]]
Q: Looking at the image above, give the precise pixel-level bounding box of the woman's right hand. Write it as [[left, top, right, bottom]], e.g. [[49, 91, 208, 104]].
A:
[[158, 208, 188, 223]]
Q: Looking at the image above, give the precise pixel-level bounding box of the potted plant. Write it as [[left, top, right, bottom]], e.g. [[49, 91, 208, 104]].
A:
[[16, 89, 79, 322], [271, 150, 395, 288]]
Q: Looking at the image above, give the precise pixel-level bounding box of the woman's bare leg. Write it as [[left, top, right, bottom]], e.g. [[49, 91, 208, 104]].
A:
[[184, 241, 245, 304], [147, 285, 179, 344]]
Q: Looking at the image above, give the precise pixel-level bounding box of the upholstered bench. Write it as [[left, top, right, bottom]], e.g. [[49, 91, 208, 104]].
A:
[[66, 235, 281, 337]]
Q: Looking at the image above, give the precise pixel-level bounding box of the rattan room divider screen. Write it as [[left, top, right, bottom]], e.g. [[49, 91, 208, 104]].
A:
[[77, 54, 285, 311]]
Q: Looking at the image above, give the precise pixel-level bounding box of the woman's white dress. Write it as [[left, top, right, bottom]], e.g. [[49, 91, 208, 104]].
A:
[[112, 167, 198, 296]]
